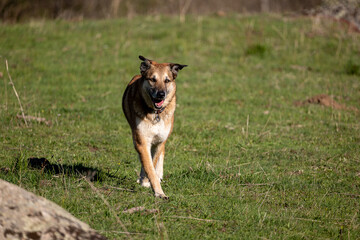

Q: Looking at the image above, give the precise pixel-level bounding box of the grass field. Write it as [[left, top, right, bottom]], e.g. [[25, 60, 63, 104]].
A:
[[1, 14, 360, 239]]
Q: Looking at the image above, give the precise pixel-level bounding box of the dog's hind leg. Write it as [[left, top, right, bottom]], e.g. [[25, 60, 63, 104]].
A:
[[135, 136, 168, 199], [138, 143, 164, 187], [155, 152, 164, 181], [137, 159, 151, 188]]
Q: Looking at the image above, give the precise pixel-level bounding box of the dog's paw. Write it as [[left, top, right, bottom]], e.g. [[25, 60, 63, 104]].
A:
[[141, 181, 151, 188], [155, 192, 169, 200], [137, 178, 151, 188]]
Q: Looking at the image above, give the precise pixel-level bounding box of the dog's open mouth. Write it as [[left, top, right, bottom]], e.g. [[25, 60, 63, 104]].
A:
[[153, 99, 164, 109]]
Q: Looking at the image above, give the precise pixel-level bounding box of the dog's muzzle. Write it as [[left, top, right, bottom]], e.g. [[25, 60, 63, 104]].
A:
[[150, 90, 166, 109]]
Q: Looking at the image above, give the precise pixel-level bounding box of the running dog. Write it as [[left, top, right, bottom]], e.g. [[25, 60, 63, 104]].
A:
[[122, 56, 187, 199]]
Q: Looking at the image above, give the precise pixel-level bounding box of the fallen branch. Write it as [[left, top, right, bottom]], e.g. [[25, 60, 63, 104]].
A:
[[123, 206, 159, 214], [16, 114, 52, 126], [5, 59, 27, 126], [166, 215, 226, 223], [238, 182, 274, 186], [292, 217, 322, 223], [98, 230, 144, 235], [82, 176, 133, 240], [330, 192, 360, 198], [222, 162, 252, 170], [123, 206, 145, 214]]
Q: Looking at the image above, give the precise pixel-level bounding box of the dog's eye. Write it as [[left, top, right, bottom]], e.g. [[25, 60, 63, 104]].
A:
[[165, 78, 170, 83], [149, 77, 156, 82]]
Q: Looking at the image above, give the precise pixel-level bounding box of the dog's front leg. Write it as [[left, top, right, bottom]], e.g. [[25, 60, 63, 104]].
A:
[[134, 136, 168, 199], [152, 142, 165, 181]]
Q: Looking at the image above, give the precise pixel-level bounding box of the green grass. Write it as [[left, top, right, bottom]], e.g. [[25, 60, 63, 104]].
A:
[[1, 14, 360, 239]]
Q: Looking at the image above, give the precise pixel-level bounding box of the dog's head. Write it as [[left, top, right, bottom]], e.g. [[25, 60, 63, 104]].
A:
[[139, 55, 187, 110]]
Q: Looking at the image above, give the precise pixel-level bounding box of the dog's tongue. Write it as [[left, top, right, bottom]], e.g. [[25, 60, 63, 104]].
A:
[[155, 100, 164, 108]]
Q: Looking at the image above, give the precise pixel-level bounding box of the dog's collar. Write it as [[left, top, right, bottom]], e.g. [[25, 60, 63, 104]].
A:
[[143, 100, 166, 122], [154, 107, 165, 122], [155, 107, 165, 114]]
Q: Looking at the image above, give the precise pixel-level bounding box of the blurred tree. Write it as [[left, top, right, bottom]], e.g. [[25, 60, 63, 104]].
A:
[[0, 0, 324, 22]]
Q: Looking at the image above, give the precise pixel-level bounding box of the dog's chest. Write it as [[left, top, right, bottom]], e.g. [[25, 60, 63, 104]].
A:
[[136, 117, 171, 144]]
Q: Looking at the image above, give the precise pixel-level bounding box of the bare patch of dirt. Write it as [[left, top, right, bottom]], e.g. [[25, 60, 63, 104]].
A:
[[294, 94, 358, 111], [88, 145, 99, 152]]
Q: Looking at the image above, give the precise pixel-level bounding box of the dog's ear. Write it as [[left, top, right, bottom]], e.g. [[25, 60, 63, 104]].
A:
[[139, 55, 149, 62], [170, 63, 187, 79], [139, 55, 152, 75]]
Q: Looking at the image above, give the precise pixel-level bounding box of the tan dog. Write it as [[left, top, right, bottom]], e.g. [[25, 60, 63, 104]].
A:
[[122, 56, 187, 199]]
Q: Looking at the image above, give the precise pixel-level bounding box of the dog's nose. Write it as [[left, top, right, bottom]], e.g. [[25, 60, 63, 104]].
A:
[[157, 91, 165, 98]]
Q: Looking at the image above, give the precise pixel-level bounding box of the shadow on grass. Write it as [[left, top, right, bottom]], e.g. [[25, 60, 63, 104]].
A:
[[26, 157, 115, 182]]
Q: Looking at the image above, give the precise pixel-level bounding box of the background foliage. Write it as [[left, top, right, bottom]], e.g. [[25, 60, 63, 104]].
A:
[[0, 0, 322, 22]]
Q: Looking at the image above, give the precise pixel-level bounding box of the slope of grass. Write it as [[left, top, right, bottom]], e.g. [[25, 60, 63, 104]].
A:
[[1, 14, 359, 239]]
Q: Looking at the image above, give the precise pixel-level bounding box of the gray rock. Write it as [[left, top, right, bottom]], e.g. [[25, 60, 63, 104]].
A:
[[0, 179, 107, 240]]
